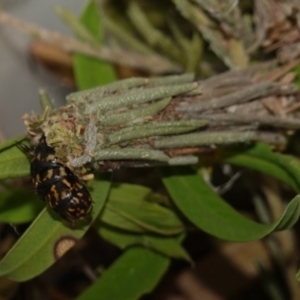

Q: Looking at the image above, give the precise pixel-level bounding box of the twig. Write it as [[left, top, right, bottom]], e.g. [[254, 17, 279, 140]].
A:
[[0, 11, 180, 74], [22, 67, 299, 171], [178, 81, 297, 112], [198, 113, 300, 130], [154, 131, 257, 149]]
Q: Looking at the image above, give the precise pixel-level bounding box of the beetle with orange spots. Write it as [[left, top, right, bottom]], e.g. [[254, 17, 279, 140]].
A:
[[21, 135, 93, 222]]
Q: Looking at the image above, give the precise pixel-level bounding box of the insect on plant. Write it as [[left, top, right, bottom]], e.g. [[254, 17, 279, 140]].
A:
[[19, 135, 93, 222]]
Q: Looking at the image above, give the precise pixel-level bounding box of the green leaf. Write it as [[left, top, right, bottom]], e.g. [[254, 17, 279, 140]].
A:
[[0, 135, 26, 151], [162, 167, 300, 242], [101, 205, 147, 233], [294, 63, 300, 90], [76, 247, 170, 300], [102, 184, 184, 235], [98, 224, 190, 261], [0, 174, 111, 281], [223, 143, 300, 193], [0, 189, 43, 223], [0, 144, 29, 179], [73, 0, 117, 90], [295, 269, 300, 281]]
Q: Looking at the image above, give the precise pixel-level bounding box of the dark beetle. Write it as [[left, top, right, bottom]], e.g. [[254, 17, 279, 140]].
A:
[[23, 135, 93, 221]]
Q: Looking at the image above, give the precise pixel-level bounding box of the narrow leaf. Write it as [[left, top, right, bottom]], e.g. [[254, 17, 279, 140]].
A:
[[162, 167, 300, 242], [224, 143, 300, 193], [76, 247, 170, 300], [105, 184, 184, 235], [101, 206, 147, 233], [0, 135, 26, 151], [98, 224, 190, 261], [0, 189, 43, 223], [0, 145, 29, 179]]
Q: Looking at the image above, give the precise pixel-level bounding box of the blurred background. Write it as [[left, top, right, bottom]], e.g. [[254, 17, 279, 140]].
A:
[[0, 0, 83, 138]]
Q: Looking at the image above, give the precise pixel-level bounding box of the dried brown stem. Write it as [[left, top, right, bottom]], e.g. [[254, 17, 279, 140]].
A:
[[0, 11, 180, 74]]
